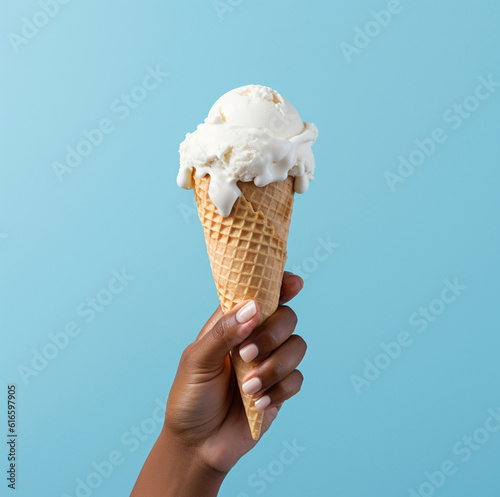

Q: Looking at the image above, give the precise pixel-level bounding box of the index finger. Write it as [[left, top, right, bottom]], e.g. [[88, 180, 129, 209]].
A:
[[279, 272, 304, 305], [196, 272, 303, 340]]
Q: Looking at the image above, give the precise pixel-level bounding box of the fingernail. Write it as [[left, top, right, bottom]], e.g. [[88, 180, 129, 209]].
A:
[[239, 343, 259, 363], [242, 377, 262, 395], [236, 301, 257, 324], [255, 395, 271, 411]]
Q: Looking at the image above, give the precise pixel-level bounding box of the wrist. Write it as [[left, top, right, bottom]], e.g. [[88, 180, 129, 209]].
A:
[[162, 429, 228, 495], [131, 428, 227, 497]]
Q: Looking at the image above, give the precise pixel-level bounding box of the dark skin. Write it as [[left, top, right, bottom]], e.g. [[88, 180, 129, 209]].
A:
[[131, 272, 306, 497]]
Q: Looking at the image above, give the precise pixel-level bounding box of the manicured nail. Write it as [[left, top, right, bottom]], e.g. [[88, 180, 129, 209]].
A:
[[242, 377, 262, 395], [236, 301, 257, 324], [255, 395, 271, 411], [239, 343, 259, 363]]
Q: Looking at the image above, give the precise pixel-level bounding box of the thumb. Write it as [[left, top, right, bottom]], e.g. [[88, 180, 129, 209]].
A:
[[192, 301, 260, 370]]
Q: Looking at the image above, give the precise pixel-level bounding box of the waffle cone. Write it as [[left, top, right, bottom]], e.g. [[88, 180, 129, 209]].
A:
[[193, 172, 294, 440]]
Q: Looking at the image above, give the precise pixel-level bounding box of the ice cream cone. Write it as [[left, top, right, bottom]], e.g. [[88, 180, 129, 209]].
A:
[[193, 172, 295, 440], [178, 84, 317, 440]]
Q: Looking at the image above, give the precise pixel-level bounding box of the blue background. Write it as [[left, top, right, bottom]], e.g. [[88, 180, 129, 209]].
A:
[[1, 1, 499, 496]]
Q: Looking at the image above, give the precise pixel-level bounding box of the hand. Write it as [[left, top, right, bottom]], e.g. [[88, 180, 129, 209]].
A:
[[130, 272, 306, 497], [164, 272, 307, 474]]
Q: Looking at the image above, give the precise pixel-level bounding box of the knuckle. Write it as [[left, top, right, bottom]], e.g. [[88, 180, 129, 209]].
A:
[[296, 370, 304, 391], [213, 316, 231, 343], [257, 307, 298, 354], [281, 305, 298, 327], [214, 314, 239, 349], [280, 377, 296, 400], [179, 343, 195, 366], [293, 335, 307, 355], [258, 325, 280, 353], [269, 359, 286, 383], [181, 342, 194, 358], [280, 381, 293, 399], [281, 371, 303, 399]]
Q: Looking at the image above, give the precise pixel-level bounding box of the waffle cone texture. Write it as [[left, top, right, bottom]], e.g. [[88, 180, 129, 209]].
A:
[[193, 172, 294, 440]]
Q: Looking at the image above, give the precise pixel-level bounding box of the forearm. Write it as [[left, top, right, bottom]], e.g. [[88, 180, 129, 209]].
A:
[[130, 429, 226, 497]]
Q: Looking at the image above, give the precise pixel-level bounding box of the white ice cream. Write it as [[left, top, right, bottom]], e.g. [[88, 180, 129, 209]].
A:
[[177, 85, 318, 217]]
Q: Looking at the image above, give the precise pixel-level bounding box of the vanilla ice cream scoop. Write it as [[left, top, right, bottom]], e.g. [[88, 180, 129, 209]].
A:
[[177, 85, 318, 217]]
